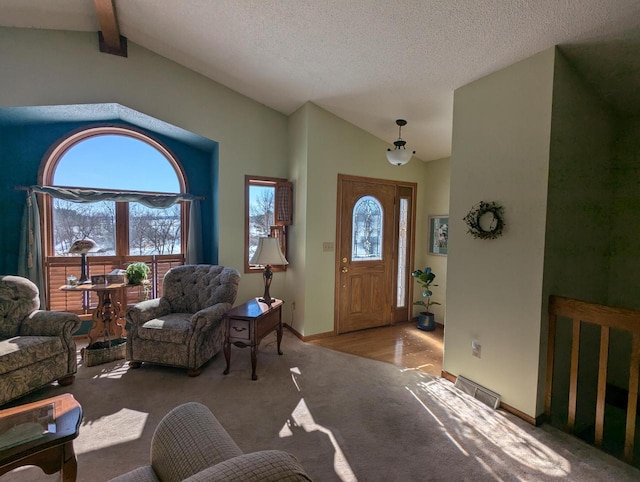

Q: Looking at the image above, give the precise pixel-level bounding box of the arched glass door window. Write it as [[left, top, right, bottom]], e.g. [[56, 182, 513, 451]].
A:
[[352, 195, 383, 261], [44, 127, 186, 256]]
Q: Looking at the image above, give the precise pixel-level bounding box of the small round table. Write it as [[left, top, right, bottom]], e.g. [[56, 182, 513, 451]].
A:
[[60, 282, 127, 347]]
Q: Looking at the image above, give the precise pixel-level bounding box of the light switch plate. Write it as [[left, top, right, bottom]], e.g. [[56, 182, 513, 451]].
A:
[[323, 242, 334, 252]]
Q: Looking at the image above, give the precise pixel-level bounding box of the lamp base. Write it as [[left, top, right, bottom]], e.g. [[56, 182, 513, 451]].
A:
[[79, 253, 89, 284], [259, 265, 274, 306]]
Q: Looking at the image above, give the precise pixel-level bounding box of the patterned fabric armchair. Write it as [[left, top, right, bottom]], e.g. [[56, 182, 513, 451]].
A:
[[109, 402, 311, 482], [126, 265, 240, 376], [0, 275, 81, 406]]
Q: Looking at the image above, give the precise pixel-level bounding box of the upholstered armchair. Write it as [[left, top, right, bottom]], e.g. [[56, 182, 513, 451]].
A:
[[0, 275, 81, 406], [109, 402, 311, 482], [126, 265, 240, 376]]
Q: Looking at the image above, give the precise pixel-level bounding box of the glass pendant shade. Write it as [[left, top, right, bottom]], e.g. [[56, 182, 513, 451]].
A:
[[386, 119, 415, 166], [386, 148, 414, 166]]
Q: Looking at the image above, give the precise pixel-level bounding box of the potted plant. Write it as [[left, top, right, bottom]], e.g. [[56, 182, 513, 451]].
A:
[[126, 262, 150, 286], [126, 262, 151, 301], [412, 267, 441, 331]]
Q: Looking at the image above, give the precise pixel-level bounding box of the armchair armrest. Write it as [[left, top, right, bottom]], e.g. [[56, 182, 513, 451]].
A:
[[150, 402, 242, 481], [20, 310, 81, 338], [21, 310, 82, 375], [190, 302, 233, 332], [126, 298, 171, 326], [182, 450, 312, 482]]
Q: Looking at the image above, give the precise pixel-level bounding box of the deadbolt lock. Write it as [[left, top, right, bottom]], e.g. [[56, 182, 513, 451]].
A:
[[342, 257, 348, 263]]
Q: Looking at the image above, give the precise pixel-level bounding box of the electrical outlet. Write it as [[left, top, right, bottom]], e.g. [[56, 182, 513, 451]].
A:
[[472, 340, 481, 358]]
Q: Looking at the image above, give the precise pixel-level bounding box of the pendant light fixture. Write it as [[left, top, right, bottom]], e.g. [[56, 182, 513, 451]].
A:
[[386, 119, 415, 166]]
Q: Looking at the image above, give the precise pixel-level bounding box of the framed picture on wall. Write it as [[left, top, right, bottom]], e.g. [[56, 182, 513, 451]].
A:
[[428, 215, 449, 256]]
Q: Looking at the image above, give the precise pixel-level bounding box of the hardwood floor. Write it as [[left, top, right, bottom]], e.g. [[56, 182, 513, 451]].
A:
[[309, 321, 443, 376]]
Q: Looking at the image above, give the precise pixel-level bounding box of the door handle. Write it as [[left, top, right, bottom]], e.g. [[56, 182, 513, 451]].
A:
[[341, 266, 349, 273]]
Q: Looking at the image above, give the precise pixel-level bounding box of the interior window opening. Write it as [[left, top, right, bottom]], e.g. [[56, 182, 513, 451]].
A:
[[244, 176, 292, 273]]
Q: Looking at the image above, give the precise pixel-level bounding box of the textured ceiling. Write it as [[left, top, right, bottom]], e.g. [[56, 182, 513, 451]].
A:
[[1, 0, 640, 161]]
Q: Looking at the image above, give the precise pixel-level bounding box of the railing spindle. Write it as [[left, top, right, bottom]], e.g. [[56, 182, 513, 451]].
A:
[[568, 318, 581, 431], [548, 295, 640, 464], [595, 325, 610, 446], [625, 333, 640, 462]]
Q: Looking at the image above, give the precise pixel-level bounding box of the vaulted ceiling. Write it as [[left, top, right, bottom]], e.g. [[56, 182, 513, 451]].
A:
[[2, 0, 639, 161]]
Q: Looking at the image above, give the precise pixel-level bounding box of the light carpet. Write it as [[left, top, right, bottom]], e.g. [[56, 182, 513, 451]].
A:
[[4, 330, 640, 481]]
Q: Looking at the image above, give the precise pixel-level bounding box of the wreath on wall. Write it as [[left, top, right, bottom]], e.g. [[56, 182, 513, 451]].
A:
[[463, 201, 505, 240]]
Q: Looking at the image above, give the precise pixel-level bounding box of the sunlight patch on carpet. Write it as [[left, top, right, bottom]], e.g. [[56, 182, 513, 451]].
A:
[[76, 408, 148, 453], [414, 378, 571, 477], [290, 366, 302, 391], [280, 398, 356, 482], [91, 361, 130, 379], [407, 387, 469, 456]]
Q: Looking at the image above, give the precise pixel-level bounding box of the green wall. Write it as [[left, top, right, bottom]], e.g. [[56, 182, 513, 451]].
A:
[[289, 103, 433, 336], [0, 27, 288, 306], [543, 49, 617, 426], [1, 27, 446, 338], [446, 48, 555, 418], [421, 157, 450, 325], [609, 118, 640, 309]]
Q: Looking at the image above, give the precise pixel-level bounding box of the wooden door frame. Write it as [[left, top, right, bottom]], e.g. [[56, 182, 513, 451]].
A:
[[334, 174, 418, 334]]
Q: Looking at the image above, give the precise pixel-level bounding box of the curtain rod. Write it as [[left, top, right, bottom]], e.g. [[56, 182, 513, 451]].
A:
[[13, 185, 205, 200]]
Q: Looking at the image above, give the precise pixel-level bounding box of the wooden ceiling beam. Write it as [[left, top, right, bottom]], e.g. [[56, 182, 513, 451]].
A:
[[94, 0, 127, 57]]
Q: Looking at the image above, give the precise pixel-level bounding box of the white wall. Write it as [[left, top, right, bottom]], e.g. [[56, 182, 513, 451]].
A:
[[0, 27, 288, 305], [446, 48, 555, 418]]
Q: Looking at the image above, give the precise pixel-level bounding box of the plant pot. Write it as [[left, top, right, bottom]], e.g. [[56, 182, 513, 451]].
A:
[[417, 312, 435, 331]]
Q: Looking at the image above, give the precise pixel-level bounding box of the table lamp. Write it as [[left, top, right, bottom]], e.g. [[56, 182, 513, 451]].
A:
[[250, 237, 288, 305], [68, 238, 99, 284]]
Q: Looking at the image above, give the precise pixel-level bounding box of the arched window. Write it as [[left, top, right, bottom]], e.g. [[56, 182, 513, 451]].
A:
[[352, 195, 383, 261], [40, 126, 188, 312]]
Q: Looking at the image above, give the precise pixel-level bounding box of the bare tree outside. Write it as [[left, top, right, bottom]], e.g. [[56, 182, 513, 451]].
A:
[[129, 202, 181, 255], [248, 186, 275, 262], [144, 205, 181, 254], [129, 203, 152, 255], [53, 200, 181, 256], [53, 200, 114, 255]]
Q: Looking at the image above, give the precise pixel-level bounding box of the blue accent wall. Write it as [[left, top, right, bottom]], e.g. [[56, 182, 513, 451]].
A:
[[0, 119, 218, 275]]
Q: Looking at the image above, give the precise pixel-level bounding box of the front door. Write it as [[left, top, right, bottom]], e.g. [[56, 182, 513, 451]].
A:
[[336, 176, 408, 334]]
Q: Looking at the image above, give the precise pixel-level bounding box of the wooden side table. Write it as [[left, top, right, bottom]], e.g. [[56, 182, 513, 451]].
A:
[[60, 283, 127, 347], [223, 298, 284, 380], [0, 394, 82, 481]]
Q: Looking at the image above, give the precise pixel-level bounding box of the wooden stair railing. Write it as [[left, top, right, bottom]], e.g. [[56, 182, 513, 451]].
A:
[[546, 295, 640, 462]]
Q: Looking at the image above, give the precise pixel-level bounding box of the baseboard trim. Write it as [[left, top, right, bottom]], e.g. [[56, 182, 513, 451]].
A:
[[284, 324, 335, 342], [500, 402, 540, 426], [441, 370, 456, 383], [439, 370, 540, 426]]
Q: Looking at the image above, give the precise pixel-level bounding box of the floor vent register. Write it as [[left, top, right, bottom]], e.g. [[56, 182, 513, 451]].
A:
[[454, 375, 501, 409]]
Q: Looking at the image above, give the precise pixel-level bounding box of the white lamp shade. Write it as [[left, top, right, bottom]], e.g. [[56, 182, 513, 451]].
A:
[[250, 237, 289, 266], [386, 148, 414, 166]]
